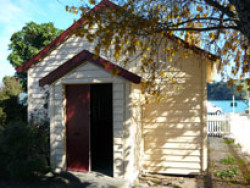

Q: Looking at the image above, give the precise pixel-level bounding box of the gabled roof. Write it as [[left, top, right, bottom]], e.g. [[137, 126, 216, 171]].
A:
[[39, 50, 141, 86], [16, 0, 118, 73], [17, 0, 218, 73]]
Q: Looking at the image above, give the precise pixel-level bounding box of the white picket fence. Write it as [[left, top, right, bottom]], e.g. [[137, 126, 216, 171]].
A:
[[207, 114, 231, 137], [228, 114, 250, 155], [207, 113, 250, 154]]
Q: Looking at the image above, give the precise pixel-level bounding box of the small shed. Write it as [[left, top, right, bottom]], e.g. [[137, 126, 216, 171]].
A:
[[17, 0, 217, 183]]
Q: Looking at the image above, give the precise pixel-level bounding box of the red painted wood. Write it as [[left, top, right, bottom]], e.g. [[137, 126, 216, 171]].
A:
[[39, 50, 141, 86], [16, 0, 218, 73], [66, 85, 90, 172]]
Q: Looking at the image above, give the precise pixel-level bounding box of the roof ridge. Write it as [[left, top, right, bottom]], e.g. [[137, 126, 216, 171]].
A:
[[16, 0, 117, 72], [16, 0, 218, 73]]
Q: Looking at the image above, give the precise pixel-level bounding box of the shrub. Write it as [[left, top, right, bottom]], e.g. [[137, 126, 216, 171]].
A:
[[0, 76, 27, 124], [216, 168, 238, 179], [0, 96, 27, 124], [220, 156, 236, 165], [0, 107, 6, 129], [0, 121, 50, 180], [0, 76, 49, 180]]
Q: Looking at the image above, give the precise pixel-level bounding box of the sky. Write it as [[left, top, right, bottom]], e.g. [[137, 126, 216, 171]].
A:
[[0, 0, 81, 85], [0, 0, 223, 86]]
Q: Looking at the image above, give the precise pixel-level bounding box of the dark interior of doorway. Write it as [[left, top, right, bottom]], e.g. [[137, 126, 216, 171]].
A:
[[90, 84, 113, 177]]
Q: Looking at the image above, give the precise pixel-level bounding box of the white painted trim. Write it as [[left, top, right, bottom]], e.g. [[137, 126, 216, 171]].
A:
[[49, 84, 56, 169], [62, 84, 67, 171], [61, 78, 124, 84], [200, 57, 208, 172], [53, 80, 126, 178]]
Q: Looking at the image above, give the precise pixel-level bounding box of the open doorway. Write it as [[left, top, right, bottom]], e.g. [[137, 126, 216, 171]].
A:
[[90, 84, 113, 177]]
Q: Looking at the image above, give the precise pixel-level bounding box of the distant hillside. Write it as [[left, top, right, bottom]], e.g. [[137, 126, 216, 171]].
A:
[[207, 82, 247, 100]]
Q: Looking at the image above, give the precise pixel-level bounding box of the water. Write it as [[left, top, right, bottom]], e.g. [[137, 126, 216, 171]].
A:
[[209, 100, 249, 114]]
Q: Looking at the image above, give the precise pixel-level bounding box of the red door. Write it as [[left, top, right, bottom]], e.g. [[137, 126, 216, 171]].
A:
[[66, 85, 90, 172]]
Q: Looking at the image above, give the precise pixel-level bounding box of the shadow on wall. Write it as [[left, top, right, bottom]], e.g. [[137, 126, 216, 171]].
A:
[[140, 51, 204, 175], [30, 35, 205, 177]]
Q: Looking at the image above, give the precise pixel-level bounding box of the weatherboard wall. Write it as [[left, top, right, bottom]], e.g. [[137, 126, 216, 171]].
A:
[[48, 61, 140, 179], [27, 36, 140, 180], [27, 34, 209, 177], [141, 54, 208, 175]]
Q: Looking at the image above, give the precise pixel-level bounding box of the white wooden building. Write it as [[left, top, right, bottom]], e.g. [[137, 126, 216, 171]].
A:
[[17, 0, 217, 183]]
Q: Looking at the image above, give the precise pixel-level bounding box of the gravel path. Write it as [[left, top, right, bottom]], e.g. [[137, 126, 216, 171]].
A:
[[208, 137, 250, 188]]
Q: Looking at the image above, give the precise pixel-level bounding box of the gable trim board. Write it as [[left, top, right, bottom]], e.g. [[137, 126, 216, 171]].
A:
[[16, 0, 218, 74], [39, 50, 141, 86], [47, 62, 139, 180], [16, 0, 118, 73]]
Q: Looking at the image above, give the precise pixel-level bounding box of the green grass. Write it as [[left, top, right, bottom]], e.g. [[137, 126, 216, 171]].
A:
[[172, 184, 181, 188], [229, 180, 240, 184], [210, 163, 217, 170], [237, 158, 246, 166], [244, 174, 250, 182], [216, 168, 238, 179], [151, 178, 161, 184], [233, 144, 241, 148], [224, 139, 234, 144], [220, 156, 236, 165]]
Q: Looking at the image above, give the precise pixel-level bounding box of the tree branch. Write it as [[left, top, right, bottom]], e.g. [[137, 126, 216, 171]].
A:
[[203, 0, 236, 18], [164, 17, 237, 28], [158, 26, 239, 32]]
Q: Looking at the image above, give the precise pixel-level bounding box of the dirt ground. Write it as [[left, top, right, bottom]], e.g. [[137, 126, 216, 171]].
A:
[[1, 137, 250, 188], [207, 137, 250, 188], [0, 171, 129, 188], [137, 137, 250, 188], [137, 173, 205, 188]]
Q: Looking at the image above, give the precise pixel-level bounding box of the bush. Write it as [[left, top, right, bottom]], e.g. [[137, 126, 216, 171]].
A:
[[0, 121, 50, 180], [216, 168, 238, 179], [0, 76, 27, 124], [220, 156, 236, 165], [0, 96, 27, 124], [0, 107, 6, 129], [0, 76, 49, 180]]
